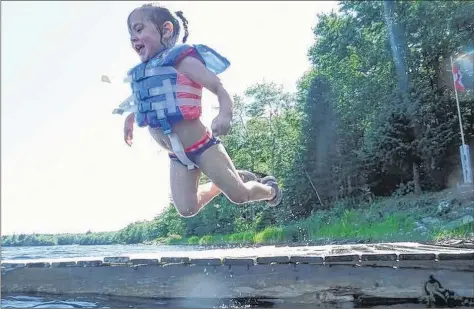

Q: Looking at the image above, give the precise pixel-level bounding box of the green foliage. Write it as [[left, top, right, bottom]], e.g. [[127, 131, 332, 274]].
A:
[[434, 223, 474, 241]]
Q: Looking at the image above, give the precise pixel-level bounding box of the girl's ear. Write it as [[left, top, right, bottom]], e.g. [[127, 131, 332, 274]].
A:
[[161, 21, 174, 41]]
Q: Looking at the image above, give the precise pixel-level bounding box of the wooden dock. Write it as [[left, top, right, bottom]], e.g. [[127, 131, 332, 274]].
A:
[[2, 242, 474, 308]]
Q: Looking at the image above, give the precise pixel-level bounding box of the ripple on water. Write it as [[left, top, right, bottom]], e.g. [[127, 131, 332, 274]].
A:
[[1, 296, 99, 308], [1, 296, 104, 308]]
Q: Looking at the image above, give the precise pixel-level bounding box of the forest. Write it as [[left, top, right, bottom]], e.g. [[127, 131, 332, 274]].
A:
[[3, 1, 474, 247]]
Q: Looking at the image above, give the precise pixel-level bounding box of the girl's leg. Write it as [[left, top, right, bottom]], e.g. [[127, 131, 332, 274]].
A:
[[169, 160, 215, 217], [170, 159, 260, 217], [148, 126, 280, 214], [195, 143, 282, 205], [148, 126, 221, 216]]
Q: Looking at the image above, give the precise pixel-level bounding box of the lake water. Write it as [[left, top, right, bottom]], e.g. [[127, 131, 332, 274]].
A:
[[1, 244, 258, 308], [1, 244, 210, 261]]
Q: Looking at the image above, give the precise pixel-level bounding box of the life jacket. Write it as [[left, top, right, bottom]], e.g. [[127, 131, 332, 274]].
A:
[[112, 44, 230, 169]]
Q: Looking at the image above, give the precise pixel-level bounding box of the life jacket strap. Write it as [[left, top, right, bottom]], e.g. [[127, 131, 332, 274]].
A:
[[112, 95, 137, 115], [168, 133, 197, 170]]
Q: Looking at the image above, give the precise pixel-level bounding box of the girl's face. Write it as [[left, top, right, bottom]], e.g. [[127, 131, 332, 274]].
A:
[[128, 10, 163, 62]]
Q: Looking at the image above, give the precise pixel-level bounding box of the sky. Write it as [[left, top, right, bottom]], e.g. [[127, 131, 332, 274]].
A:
[[1, 1, 339, 235]]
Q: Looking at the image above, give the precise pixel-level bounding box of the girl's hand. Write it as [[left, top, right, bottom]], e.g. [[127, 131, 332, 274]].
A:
[[124, 113, 135, 147], [211, 113, 232, 137]]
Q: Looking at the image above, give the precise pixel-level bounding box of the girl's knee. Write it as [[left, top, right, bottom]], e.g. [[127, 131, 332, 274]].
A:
[[178, 210, 197, 217], [175, 204, 199, 217]]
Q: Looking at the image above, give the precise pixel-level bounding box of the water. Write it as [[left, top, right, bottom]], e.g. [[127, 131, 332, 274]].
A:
[[1, 244, 208, 261], [1, 296, 101, 309], [3, 244, 311, 308], [1, 244, 246, 308]]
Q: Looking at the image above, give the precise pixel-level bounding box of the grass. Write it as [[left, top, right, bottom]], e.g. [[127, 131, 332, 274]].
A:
[[161, 191, 474, 246], [433, 222, 474, 241], [165, 212, 431, 246]]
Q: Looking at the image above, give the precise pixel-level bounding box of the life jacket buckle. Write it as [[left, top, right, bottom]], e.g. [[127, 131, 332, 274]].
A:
[[138, 101, 152, 113], [134, 89, 151, 101], [132, 65, 146, 81]]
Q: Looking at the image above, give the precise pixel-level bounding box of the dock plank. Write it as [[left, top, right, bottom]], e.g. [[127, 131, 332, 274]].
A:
[[2, 242, 473, 305]]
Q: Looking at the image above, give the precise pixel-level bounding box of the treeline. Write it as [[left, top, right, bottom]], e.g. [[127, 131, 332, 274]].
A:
[[3, 1, 473, 247], [1, 231, 117, 247]]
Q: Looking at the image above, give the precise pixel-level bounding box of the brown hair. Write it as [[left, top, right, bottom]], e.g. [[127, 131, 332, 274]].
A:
[[127, 3, 189, 47]]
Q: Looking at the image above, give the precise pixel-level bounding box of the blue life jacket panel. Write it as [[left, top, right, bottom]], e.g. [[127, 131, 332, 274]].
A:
[[124, 44, 230, 134]]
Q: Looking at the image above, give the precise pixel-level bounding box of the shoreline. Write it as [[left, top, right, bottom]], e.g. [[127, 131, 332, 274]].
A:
[[3, 190, 473, 249]]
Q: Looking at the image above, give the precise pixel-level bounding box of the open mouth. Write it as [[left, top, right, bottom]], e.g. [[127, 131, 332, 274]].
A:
[[135, 44, 145, 55]]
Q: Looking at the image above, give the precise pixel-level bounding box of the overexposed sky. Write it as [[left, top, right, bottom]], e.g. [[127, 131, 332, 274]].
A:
[[1, 1, 338, 235]]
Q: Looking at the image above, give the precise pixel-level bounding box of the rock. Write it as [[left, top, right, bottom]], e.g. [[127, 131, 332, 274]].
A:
[[421, 217, 442, 227], [460, 207, 474, 216], [445, 206, 473, 221], [437, 200, 452, 215], [446, 211, 460, 220], [444, 215, 474, 231], [414, 225, 428, 234]]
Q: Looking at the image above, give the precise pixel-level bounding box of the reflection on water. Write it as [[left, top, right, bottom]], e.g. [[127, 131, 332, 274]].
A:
[[1, 294, 292, 308], [1, 296, 101, 309]]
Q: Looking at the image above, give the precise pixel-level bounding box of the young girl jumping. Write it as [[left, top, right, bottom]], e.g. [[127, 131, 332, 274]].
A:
[[114, 3, 282, 217]]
